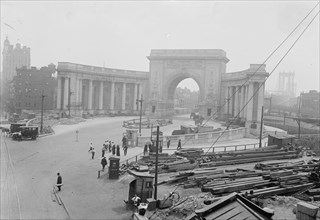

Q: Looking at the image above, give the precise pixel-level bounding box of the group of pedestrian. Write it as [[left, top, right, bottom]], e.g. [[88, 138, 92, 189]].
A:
[[143, 138, 182, 155]]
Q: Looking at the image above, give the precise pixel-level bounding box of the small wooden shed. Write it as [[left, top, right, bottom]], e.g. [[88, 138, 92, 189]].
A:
[[268, 134, 295, 148], [127, 170, 154, 203]]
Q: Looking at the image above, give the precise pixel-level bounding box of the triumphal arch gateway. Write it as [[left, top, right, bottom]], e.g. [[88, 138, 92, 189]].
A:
[[56, 49, 268, 134]]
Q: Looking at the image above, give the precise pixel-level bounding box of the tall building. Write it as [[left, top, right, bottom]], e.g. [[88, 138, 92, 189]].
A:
[[2, 37, 31, 82], [300, 90, 320, 118], [1, 37, 31, 114], [12, 64, 57, 114]]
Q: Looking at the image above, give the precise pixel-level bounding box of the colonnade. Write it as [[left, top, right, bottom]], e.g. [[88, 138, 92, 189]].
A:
[[56, 76, 143, 113], [224, 82, 265, 123]]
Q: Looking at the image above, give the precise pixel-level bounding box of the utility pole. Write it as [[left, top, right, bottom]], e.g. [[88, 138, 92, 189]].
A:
[[269, 95, 272, 115], [136, 94, 143, 136], [298, 93, 302, 139], [150, 124, 153, 141], [40, 90, 46, 134], [154, 125, 159, 200], [259, 106, 264, 148]]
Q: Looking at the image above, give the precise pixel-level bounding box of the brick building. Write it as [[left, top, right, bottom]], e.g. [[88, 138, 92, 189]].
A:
[[12, 64, 57, 113], [300, 90, 320, 118]]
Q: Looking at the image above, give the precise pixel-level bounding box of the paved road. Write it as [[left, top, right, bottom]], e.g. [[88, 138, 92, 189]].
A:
[[1, 115, 268, 220], [1, 137, 21, 219]]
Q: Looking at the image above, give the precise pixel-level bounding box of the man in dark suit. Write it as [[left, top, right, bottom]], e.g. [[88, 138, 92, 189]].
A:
[[56, 173, 63, 191]]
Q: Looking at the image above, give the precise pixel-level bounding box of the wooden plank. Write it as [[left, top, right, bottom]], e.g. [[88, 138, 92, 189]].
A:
[[200, 154, 298, 167], [210, 180, 270, 194], [307, 188, 320, 196], [245, 183, 313, 199]]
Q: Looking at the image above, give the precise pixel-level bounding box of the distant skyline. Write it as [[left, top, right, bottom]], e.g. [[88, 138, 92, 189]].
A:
[[1, 1, 319, 94]]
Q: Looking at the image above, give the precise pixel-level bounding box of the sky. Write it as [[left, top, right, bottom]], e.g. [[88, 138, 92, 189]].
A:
[[1, 1, 319, 94]]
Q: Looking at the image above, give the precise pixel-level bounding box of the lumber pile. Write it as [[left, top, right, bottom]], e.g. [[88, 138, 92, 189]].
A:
[[162, 159, 198, 172], [175, 148, 204, 160], [199, 148, 300, 167], [162, 159, 320, 201], [255, 158, 320, 171], [140, 152, 182, 164]]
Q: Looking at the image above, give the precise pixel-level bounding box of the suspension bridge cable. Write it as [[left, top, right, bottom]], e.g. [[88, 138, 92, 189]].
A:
[[149, 8, 319, 220], [179, 2, 319, 148]]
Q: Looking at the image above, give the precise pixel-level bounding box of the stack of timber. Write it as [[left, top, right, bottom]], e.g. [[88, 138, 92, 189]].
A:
[[199, 148, 300, 167], [162, 159, 199, 172], [164, 160, 320, 200], [140, 152, 182, 164], [175, 148, 204, 160], [255, 158, 320, 172]]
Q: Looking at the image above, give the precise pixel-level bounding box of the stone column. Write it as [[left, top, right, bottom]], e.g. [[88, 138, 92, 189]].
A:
[[246, 83, 254, 122], [99, 81, 104, 110], [69, 75, 77, 110], [244, 85, 248, 119], [235, 86, 240, 117], [57, 77, 62, 110], [110, 82, 114, 110], [63, 77, 69, 110], [78, 79, 83, 104], [240, 86, 246, 118], [139, 84, 143, 99], [231, 86, 235, 117], [227, 86, 232, 116], [121, 82, 126, 110], [133, 83, 138, 111], [256, 82, 265, 123], [88, 79, 93, 110], [224, 86, 229, 114]]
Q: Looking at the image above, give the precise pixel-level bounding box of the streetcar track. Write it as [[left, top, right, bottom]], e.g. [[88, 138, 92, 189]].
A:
[[2, 137, 22, 220]]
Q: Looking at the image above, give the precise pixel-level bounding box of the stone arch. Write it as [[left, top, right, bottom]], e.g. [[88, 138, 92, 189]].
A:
[[165, 72, 203, 101], [146, 49, 230, 119]]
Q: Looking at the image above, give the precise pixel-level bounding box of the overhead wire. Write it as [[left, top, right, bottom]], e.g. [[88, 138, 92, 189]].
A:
[[201, 9, 319, 158], [179, 2, 319, 149], [149, 5, 320, 220]]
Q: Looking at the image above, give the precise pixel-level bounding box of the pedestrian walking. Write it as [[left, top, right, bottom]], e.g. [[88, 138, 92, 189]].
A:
[[167, 138, 171, 149], [90, 147, 95, 159], [116, 145, 120, 157], [148, 143, 153, 153], [122, 135, 127, 147], [102, 142, 107, 157], [88, 142, 94, 152], [112, 144, 116, 155], [177, 139, 182, 150], [56, 173, 63, 191], [144, 144, 148, 155], [123, 144, 128, 156], [101, 157, 107, 171], [110, 142, 114, 152]]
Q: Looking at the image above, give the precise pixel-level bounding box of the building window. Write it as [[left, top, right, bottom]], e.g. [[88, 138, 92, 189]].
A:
[[145, 181, 152, 188]]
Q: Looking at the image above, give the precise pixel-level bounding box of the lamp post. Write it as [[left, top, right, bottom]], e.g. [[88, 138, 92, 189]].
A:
[[136, 94, 143, 136], [40, 90, 46, 134], [154, 125, 160, 200]]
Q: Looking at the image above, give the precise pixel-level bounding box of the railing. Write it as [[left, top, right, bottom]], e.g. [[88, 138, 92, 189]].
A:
[[209, 142, 268, 152], [137, 127, 247, 147], [120, 152, 144, 165], [119, 142, 269, 165]]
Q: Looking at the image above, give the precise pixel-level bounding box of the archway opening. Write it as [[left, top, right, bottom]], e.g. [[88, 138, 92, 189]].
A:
[[174, 78, 200, 111]]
